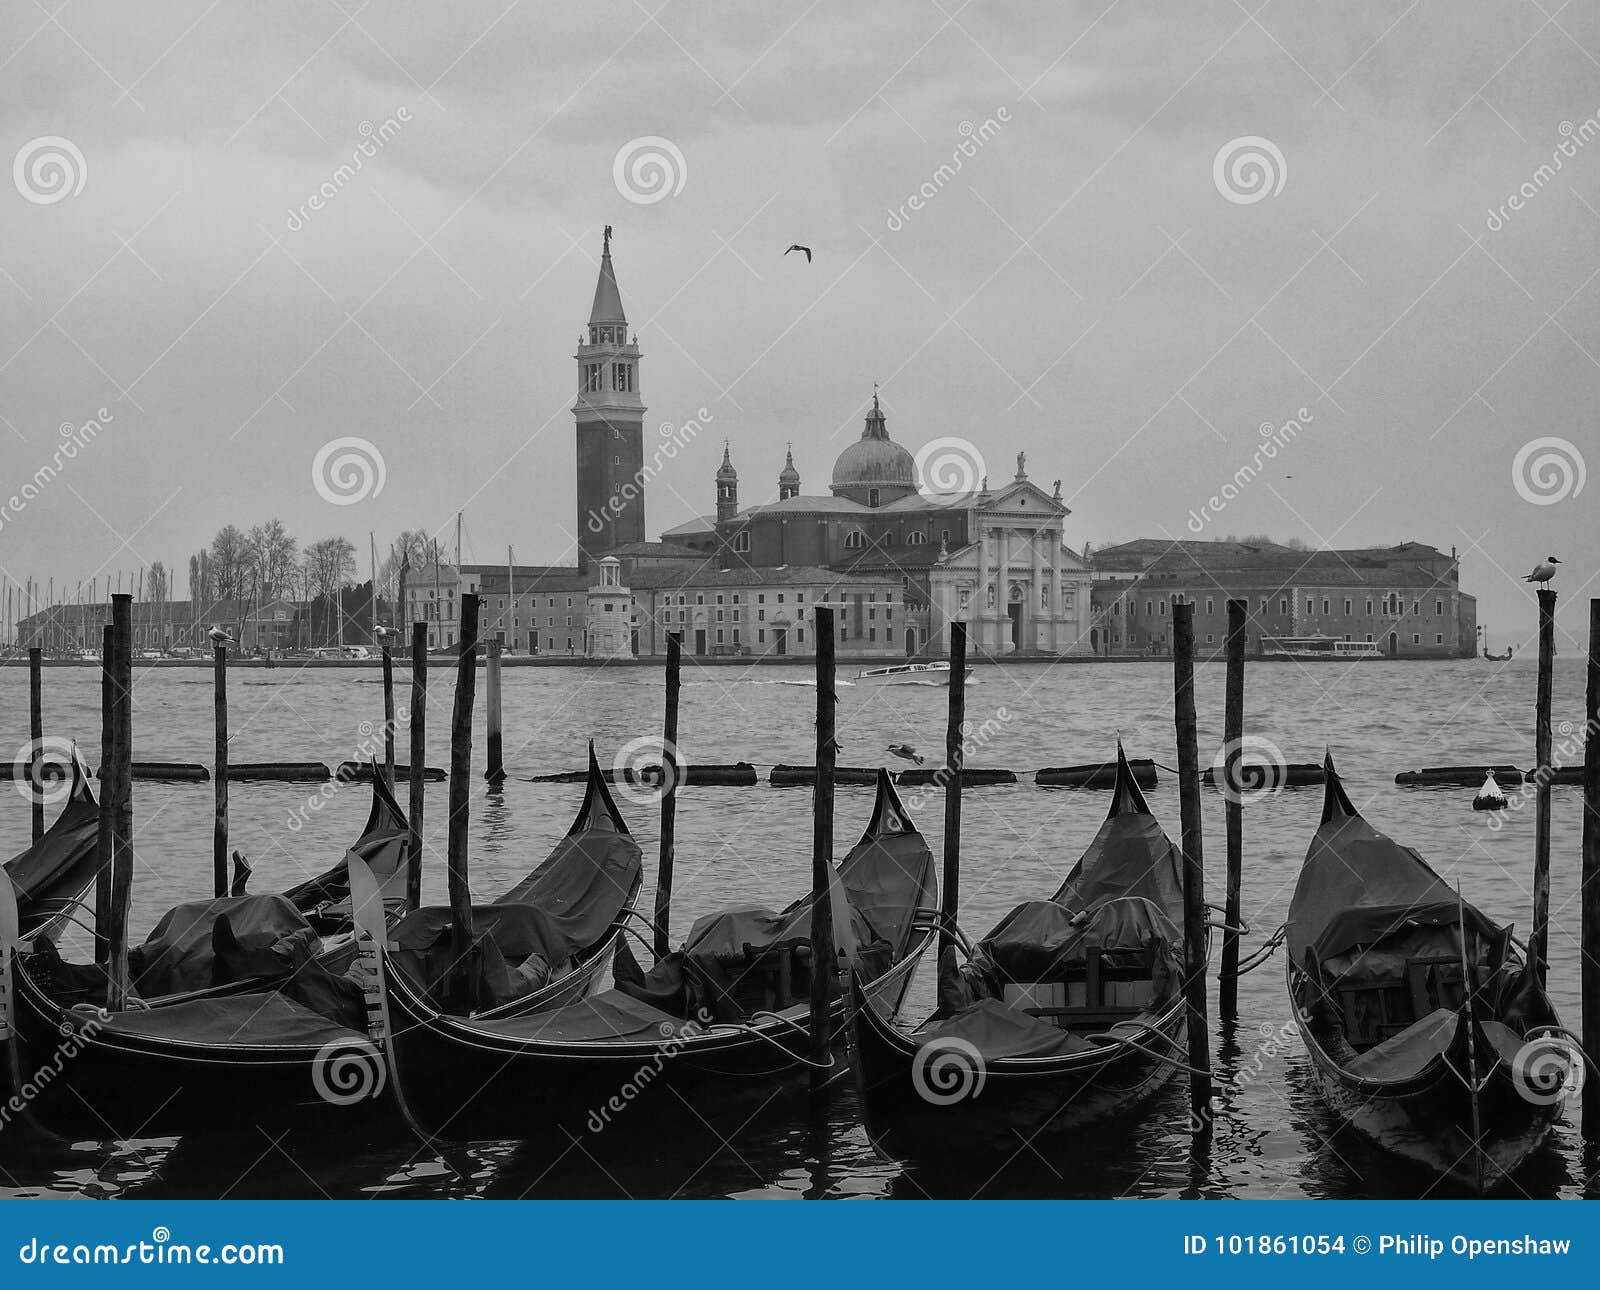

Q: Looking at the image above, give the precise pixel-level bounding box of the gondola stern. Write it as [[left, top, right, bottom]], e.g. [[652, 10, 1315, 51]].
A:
[[1319, 751, 1360, 825], [1108, 739, 1155, 819], [571, 743, 631, 836]]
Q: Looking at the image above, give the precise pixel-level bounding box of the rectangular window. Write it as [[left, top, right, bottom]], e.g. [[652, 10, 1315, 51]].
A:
[[1205, 598, 1214, 615], [1322, 598, 1330, 615], [584, 363, 601, 393], [1412, 633, 1420, 645], [1366, 598, 1373, 615], [613, 363, 632, 392], [1280, 598, 1288, 615], [1344, 599, 1352, 615], [1435, 598, 1443, 616], [758, 629, 765, 643]]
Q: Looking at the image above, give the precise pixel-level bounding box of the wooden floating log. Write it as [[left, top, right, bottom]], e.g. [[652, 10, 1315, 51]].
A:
[[225, 761, 331, 782], [1201, 762, 1325, 789], [895, 766, 1016, 787], [769, 764, 880, 786], [1036, 759, 1157, 789], [128, 762, 209, 782], [1394, 765, 1525, 787], [524, 762, 757, 786], [334, 760, 445, 783]]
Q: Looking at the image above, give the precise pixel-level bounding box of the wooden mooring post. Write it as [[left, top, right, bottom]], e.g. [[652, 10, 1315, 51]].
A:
[[28, 647, 43, 843], [939, 620, 968, 968], [1581, 598, 1600, 1141], [1219, 599, 1246, 1021], [406, 623, 427, 912], [94, 625, 113, 964], [1531, 587, 1557, 985], [808, 606, 837, 1099], [653, 633, 682, 961], [382, 642, 396, 789], [212, 637, 229, 899], [105, 595, 134, 1011], [1172, 602, 1213, 1117], [447, 594, 480, 1011], [484, 638, 505, 784]]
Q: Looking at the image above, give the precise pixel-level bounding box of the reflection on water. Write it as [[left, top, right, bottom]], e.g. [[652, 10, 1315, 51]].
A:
[[0, 657, 1590, 1198]]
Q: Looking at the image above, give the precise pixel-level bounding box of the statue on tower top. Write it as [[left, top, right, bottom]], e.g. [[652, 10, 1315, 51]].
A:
[[603, 224, 613, 253]]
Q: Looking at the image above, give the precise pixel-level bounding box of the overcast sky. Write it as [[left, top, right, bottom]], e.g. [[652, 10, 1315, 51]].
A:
[[1, 1, 1595, 646]]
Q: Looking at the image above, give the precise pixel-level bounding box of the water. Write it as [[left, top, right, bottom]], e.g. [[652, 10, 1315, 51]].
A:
[[1, 656, 1594, 1199]]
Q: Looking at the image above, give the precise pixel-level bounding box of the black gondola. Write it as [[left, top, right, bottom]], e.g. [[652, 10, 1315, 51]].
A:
[[1285, 753, 1572, 1191], [4, 749, 641, 1136], [850, 743, 1202, 1157], [4, 745, 97, 939], [365, 769, 939, 1143]]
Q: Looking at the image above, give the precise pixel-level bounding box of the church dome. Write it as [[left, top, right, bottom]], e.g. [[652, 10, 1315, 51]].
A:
[[830, 393, 918, 503]]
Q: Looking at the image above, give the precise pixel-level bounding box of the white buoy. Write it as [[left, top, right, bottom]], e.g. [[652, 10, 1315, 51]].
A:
[[1473, 770, 1507, 812]]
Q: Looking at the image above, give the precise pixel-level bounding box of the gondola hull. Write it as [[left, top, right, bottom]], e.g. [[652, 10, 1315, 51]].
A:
[[385, 931, 933, 1142], [851, 980, 1189, 1158], [1290, 968, 1561, 1190]]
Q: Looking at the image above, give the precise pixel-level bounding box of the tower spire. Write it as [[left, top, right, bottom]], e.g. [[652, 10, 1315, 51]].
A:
[[589, 226, 626, 326]]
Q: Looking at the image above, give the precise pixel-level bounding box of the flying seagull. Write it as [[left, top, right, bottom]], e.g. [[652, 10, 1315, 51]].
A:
[[1523, 556, 1562, 584], [208, 626, 236, 647], [784, 244, 812, 262], [887, 743, 925, 765]]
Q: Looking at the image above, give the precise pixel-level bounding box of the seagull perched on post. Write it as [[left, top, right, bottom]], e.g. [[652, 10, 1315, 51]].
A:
[[208, 626, 235, 647], [374, 625, 394, 644], [784, 244, 812, 263], [1523, 556, 1562, 584]]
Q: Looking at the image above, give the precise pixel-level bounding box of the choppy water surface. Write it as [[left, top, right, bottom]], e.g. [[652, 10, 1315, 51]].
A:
[[1, 656, 1595, 1200]]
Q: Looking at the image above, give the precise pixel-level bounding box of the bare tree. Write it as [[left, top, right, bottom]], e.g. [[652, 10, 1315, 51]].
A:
[[246, 518, 299, 604], [304, 536, 357, 645]]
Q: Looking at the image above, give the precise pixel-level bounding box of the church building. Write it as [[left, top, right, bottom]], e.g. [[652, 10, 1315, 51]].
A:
[[406, 231, 1095, 660]]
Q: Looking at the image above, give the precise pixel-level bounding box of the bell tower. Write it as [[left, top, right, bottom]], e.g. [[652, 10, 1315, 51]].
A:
[[715, 444, 739, 522], [575, 226, 646, 572]]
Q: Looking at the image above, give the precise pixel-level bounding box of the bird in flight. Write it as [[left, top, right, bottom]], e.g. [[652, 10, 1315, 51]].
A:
[[1523, 555, 1562, 584], [208, 625, 236, 647], [886, 742, 925, 765], [784, 244, 812, 262]]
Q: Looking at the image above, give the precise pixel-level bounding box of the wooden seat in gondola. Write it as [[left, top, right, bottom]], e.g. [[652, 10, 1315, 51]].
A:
[[1006, 945, 1163, 1030]]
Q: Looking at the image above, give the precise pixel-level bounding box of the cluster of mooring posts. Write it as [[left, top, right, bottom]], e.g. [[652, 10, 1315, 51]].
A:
[[5, 588, 1599, 1165]]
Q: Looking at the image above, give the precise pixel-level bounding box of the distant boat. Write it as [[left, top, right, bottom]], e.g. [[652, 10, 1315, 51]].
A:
[[1261, 635, 1383, 660], [854, 660, 973, 686]]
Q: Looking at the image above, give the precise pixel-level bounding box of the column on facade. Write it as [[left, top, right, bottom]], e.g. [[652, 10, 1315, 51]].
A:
[[1031, 527, 1044, 651], [1050, 528, 1063, 647], [976, 526, 991, 647], [995, 526, 1010, 652]]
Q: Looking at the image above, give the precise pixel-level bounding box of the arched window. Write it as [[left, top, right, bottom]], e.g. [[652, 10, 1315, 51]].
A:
[[907, 531, 927, 546], [843, 529, 866, 550], [732, 531, 750, 553]]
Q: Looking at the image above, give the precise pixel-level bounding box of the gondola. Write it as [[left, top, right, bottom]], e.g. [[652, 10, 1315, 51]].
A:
[[1285, 754, 1571, 1191], [850, 743, 1202, 1157], [5, 745, 98, 939], [4, 749, 641, 1136], [365, 769, 940, 1143]]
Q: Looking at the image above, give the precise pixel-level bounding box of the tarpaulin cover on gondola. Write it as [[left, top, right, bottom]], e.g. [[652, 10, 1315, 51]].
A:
[[1287, 793, 1505, 973], [493, 829, 643, 945], [975, 896, 1181, 988], [130, 894, 322, 997], [387, 903, 579, 1009], [5, 753, 98, 934], [88, 991, 365, 1049]]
